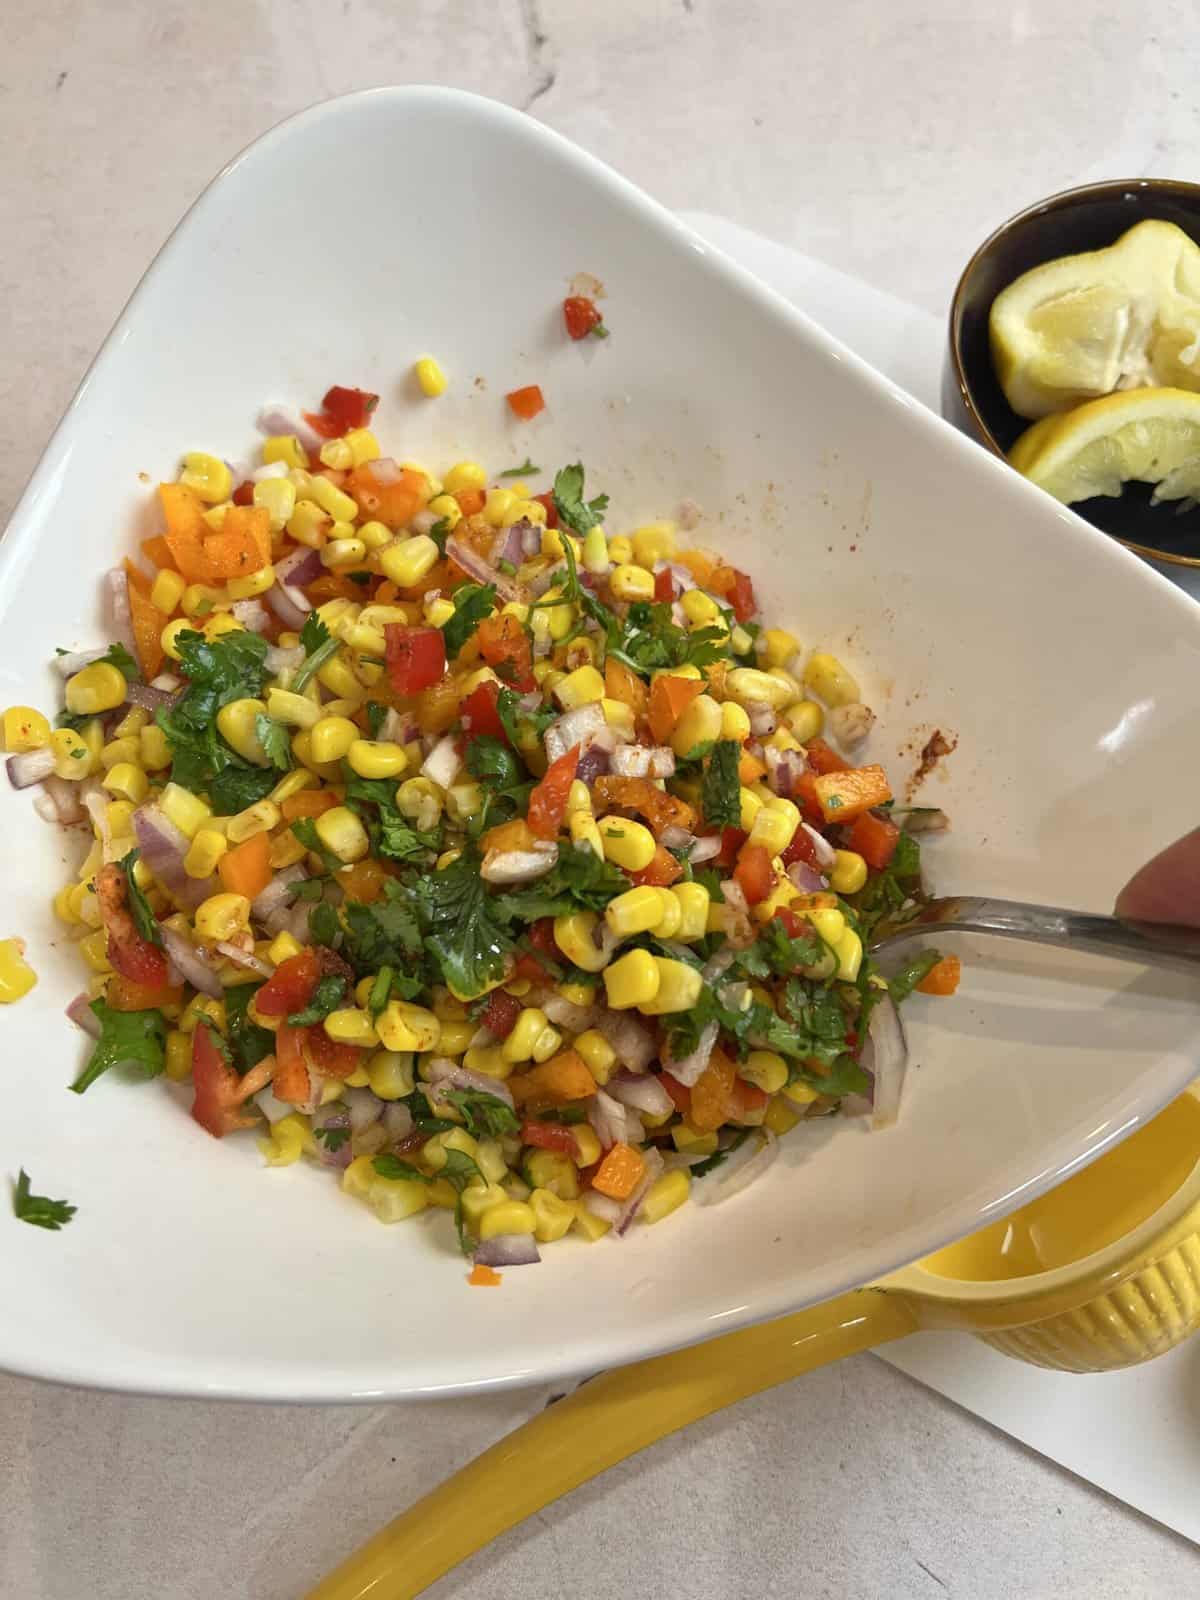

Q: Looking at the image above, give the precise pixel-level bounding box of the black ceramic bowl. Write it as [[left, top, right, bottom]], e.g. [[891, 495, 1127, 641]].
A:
[[944, 178, 1200, 568]]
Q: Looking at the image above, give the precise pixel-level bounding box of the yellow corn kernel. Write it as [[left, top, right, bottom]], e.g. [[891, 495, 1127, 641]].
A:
[[569, 1204, 608, 1242], [552, 664, 605, 711], [78, 927, 111, 974], [803, 652, 860, 709], [610, 563, 655, 603], [496, 497, 534, 528], [530, 1023, 563, 1063], [178, 993, 226, 1038], [302, 475, 359, 523], [534, 587, 575, 644], [226, 800, 280, 844], [0, 937, 36, 1003], [673, 1123, 719, 1156], [159, 617, 194, 661], [478, 1199, 536, 1240], [749, 801, 798, 856], [312, 805, 369, 864], [179, 451, 232, 504], [65, 662, 127, 717], [157, 782, 212, 840], [285, 500, 332, 549], [649, 887, 683, 939], [397, 776, 443, 828], [760, 628, 800, 669], [600, 698, 636, 740], [470, 1138, 506, 1185], [417, 496, 459, 539], [434, 1019, 472, 1057], [607, 535, 633, 564], [54, 884, 80, 925], [806, 907, 846, 947], [501, 1006, 550, 1064], [365, 1049, 415, 1101], [783, 1078, 820, 1107], [445, 782, 484, 823], [414, 356, 447, 397], [603, 948, 660, 1010], [2, 705, 51, 752], [263, 435, 308, 469], [460, 1042, 511, 1080], [252, 473, 298, 534], [572, 1027, 616, 1085], [829, 849, 869, 895], [720, 701, 751, 742], [364, 1169, 431, 1224], [454, 1181, 505, 1230], [638, 957, 703, 1016], [581, 526, 609, 574], [760, 1097, 800, 1137], [680, 589, 723, 628], [670, 693, 722, 758], [517, 498, 548, 527], [631, 522, 677, 568], [261, 690, 317, 733], [138, 723, 170, 771], [344, 739, 406, 781], [321, 537, 368, 571], [670, 881, 711, 943], [184, 828, 228, 879], [834, 927, 863, 983], [738, 785, 763, 834], [71, 878, 103, 927], [605, 885, 666, 939], [100, 763, 147, 805], [260, 936, 301, 974], [213, 698, 269, 767], [766, 667, 803, 703], [195, 892, 250, 942], [641, 1168, 691, 1224], [741, 1050, 789, 1096], [415, 595, 452, 629], [441, 461, 484, 496], [180, 583, 223, 619], [100, 736, 140, 771], [257, 1113, 310, 1167], [553, 911, 613, 973], [483, 488, 516, 528], [144, 565, 184, 617], [323, 1008, 380, 1049], [159, 1028, 192, 1082], [227, 563, 278, 602], [528, 1188, 575, 1244], [423, 1127, 480, 1172], [49, 727, 89, 779], [379, 534, 439, 589], [597, 815, 656, 872], [725, 667, 793, 710], [564, 779, 592, 818], [318, 437, 354, 471], [308, 715, 357, 765], [376, 999, 441, 1054], [114, 707, 150, 741]]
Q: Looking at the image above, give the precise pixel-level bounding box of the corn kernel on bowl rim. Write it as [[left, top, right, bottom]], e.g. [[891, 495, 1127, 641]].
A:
[[1, 87, 1200, 1400]]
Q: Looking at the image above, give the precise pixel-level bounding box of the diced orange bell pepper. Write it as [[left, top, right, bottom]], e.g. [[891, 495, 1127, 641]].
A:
[[338, 857, 391, 904], [106, 973, 182, 1012], [591, 775, 697, 838], [591, 1142, 646, 1200], [813, 764, 893, 824], [468, 1264, 503, 1287], [159, 482, 214, 583], [738, 751, 767, 785], [844, 810, 900, 870], [281, 789, 339, 822], [506, 385, 546, 420], [141, 535, 176, 571], [508, 1049, 597, 1107], [122, 557, 152, 598], [677, 549, 719, 587], [604, 657, 648, 716], [917, 955, 962, 996], [346, 462, 428, 529], [217, 832, 273, 901], [127, 582, 167, 680], [647, 674, 705, 744], [481, 817, 537, 855], [454, 487, 486, 518], [689, 1049, 737, 1132], [630, 844, 684, 888], [202, 504, 271, 579]]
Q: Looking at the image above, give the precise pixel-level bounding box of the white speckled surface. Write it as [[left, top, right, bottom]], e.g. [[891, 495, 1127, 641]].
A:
[[4, 4, 1200, 1595]]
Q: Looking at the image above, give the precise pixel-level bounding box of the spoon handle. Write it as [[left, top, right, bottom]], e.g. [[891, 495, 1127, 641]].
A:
[[875, 896, 1200, 971]]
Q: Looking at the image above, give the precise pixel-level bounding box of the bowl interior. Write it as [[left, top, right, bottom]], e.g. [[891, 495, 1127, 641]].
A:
[[951, 180, 1200, 564], [4, 93, 1200, 1401]]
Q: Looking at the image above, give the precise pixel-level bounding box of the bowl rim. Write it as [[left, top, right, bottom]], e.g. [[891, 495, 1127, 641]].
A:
[[947, 176, 1200, 570]]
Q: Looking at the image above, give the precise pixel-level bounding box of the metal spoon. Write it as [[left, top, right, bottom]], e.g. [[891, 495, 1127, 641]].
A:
[[870, 896, 1200, 971]]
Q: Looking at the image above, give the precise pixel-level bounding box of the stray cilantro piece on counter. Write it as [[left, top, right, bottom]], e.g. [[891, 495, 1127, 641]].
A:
[[373, 1154, 432, 1182], [222, 983, 275, 1075], [255, 714, 292, 771], [441, 583, 497, 657], [13, 1170, 76, 1231], [287, 973, 349, 1026], [314, 1124, 351, 1152], [701, 740, 741, 830], [368, 966, 393, 1016], [886, 949, 944, 1004], [499, 459, 541, 479], [690, 1129, 751, 1180], [292, 613, 339, 694], [119, 849, 163, 949], [552, 463, 609, 536], [70, 1001, 167, 1095], [444, 1089, 520, 1139]]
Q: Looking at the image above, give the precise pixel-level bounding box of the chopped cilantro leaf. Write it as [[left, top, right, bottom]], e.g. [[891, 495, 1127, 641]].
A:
[[119, 848, 163, 949], [409, 851, 512, 999], [13, 1170, 76, 1231], [373, 1154, 432, 1182], [291, 816, 344, 873], [499, 459, 541, 479], [70, 1001, 167, 1095], [314, 1123, 351, 1152], [98, 642, 141, 681], [368, 966, 393, 1016], [851, 831, 924, 939], [887, 949, 943, 1003], [444, 1089, 520, 1139], [701, 740, 741, 830], [439, 1147, 485, 1257], [442, 583, 497, 658], [309, 901, 340, 947], [366, 701, 388, 738], [496, 687, 556, 748], [494, 843, 626, 922], [288, 878, 326, 902], [287, 973, 348, 1026], [340, 882, 424, 979], [255, 713, 293, 771], [466, 735, 523, 793], [608, 601, 727, 678], [223, 983, 275, 1076], [428, 516, 452, 555], [690, 1129, 751, 1179], [552, 463, 609, 537], [292, 613, 339, 693], [157, 628, 276, 812]]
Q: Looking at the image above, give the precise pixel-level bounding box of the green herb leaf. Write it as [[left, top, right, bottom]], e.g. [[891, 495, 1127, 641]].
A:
[[13, 1169, 76, 1231], [222, 983, 275, 1076], [690, 1129, 751, 1180], [314, 1123, 351, 1152], [441, 583, 497, 658], [410, 852, 512, 998], [499, 459, 541, 479], [444, 1089, 520, 1139], [292, 613, 339, 694], [466, 735, 523, 793], [118, 849, 163, 949], [287, 973, 348, 1027], [288, 877, 326, 902], [851, 831, 925, 940], [368, 966, 393, 1016], [157, 628, 277, 811], [887, 948, 944, 1004], [309, 901, 341, 947], [438, 1146, 486, 1257], [552, 463, 609, 537], [701, 740, 741, 831], [496, 687, 556, 748], [342, 769, 442, 862], [98, 642, 141, 681], [366, 701, 388, 738], [71, 1001, 167, 1095], [373, 1154, 432, 1182], [255, 714, 292, 772], [609, 602, 728, 678], [341, 882, 425, 978], [494, 842, 626, 922], [290, 816, 344, 873]]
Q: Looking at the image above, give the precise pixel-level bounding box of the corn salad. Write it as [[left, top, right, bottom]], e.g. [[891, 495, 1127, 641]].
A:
[[4, 379, 958, 1276]]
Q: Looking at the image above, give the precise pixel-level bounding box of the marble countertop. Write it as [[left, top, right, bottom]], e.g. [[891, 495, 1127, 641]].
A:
[[3, 2, 1200, 1595]]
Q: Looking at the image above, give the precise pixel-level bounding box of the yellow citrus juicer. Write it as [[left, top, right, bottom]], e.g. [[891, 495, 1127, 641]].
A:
[[309, 1084, 1200, 1600]]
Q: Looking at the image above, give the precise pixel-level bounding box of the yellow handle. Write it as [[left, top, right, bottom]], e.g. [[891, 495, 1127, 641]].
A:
[[307, 1287, 916, 1600]]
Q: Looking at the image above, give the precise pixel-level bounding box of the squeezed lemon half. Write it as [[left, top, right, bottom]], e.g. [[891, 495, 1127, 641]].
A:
[[990, 220, 1200, 420], [1009, 385, 1200, 505]]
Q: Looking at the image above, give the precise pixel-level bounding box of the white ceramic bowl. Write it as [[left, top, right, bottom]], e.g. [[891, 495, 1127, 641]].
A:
[[3, 88, 1200, 1402]]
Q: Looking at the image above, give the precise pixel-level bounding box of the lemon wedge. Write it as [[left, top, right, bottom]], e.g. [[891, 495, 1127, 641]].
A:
[[1009, 385, 1200, 505], [990, 220, 1200, 419]]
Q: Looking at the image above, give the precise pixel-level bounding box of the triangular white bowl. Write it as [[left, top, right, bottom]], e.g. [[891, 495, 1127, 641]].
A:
[[3, 88, 1199, 1401]]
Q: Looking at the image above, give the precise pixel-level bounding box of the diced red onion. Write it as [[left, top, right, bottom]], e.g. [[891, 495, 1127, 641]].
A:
[[275, 544, 324, 588], [595, 1008, 657, 1072], [663, 1019, 718, 1087], [266, 584, 311, 631], [466, 1027, 496, 1051], [692, 1131, 778, 1207], [609, 1071, 674, 1118], [66, 992, 102, 1038], [688, 834, 722, 864], [521, 522, 543, 559], [383, 1101, 414, 1142], [41, 776, 85, 825], [660, 825, 695, 853], [53, 646, 107, 677], [717, 978, 751, 1013], [252, 865, 307, 921], [134, 805, 212, 908], [662, 1150, 708, 1171], [613, 1147, 665, 1236], [800, 822, 837, 870], [765, 745, 805, 797], [474, 1235, 541, 1268], [256, 404, 324, 454], [425, 1060, 516, 1108], [445, 535, 522, 603], [270, 546, 323, 625], [544, 702, 607, 765], [78, 778, 113, 858], [532, 632, 553, 660], [7, 747, 57, 789], [610, 744, 659, 779], [864, 994, 908, 1130], [576, 727, 616, 785], [266, 644, 306, 674], [250, 460, 289, 483], [420, 734, 463, 790], [367, 456, 402, 486], [787, 861, 826, 894], [161, 926, 223, 998], [481, 843, 558, 884], [231, 599, 270, 634], [586, 1089, 644, 1151], [495, 522, 528, 568], [747, 701, 777, 737], [256, 1085, 295, 1126], [124, 681, 179, 713], [353, 1121, 390, 1158], [583, 1191, 622, 1225], [215, 941, 274, 978], [379, 708, 416, 746], [311, 1103, 353, 1169], [343, 1086, 385, 1134], [701, 947, 736, 984], [540, 991, 598, 1033], [105, 568, 136, 654]]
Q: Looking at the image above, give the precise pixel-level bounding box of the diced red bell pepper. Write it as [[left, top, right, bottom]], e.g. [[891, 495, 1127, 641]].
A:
[[730, 1078, 768, 1118], [781, 823, 821, 869], [563, 296, 605, 340], [528, 919, 560, 959], [527, 744, 580, 839], [734, 842, 775, 906], [844, 810, 900, 870], [481, 988, 522, 1039], [520, 1120, 579, 1153], [253, 950, 321, 1016], [95, 861, 169, 990], [714, 826, 748, 868], [514, 953, 550, 983], [727, 568, 757, 624], [792, 771, 825, 828], [630, 845, 684, 888], [654, 567, 675, 603], [773, 904, 807, 941], [805, 738, 851, 776], [476, 611, 535, 691], [232, 480, 255, 506], [461, 679, 508, 743], [385, 624, 446, 695], [532, 491, 558, 529], [191, 1023, 272, 1138], [305, 1024, 364, 1080], [506, 385, 545, 421], [321, 385, 379, 431]]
